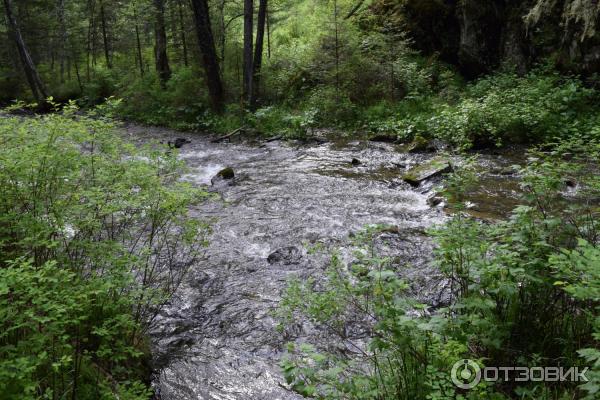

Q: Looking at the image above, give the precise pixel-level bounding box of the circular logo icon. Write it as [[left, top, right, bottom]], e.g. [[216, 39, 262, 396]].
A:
[[451, 359, 481, 389]]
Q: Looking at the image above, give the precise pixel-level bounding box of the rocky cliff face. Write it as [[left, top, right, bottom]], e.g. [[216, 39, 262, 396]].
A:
[[370, 0, 599, 77]]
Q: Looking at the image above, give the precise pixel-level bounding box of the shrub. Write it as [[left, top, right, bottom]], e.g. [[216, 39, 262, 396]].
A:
[[0, 105, 209, 398], [402, 70, 599, 149], [115, 68, 209, 130], [81, 67, 117, 106]]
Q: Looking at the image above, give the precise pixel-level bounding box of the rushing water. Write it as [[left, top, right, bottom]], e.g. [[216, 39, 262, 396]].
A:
[[122, 124, 524, 400]]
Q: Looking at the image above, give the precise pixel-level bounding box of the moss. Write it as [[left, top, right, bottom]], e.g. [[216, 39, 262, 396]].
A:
[[403, 157, 452, 186]]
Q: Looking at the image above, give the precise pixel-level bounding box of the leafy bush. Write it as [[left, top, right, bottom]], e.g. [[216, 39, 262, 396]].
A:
[[394, 70, 599, 149], [80, 67, 117, 106], [115, 68, 209, 130], [303, 86, 358, 127], [0, 105, 208, 399]]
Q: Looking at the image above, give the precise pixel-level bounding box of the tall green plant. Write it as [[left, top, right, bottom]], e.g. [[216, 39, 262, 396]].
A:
[[0, 103, 209, 399]]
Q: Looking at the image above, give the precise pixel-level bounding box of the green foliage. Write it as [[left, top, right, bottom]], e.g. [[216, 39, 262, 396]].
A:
[[279, 140, 600, 399], [115, 67, 210, 130], [0, 105, 209, 399], [80, 67, 117, 106], [389, 69, 599, 149]]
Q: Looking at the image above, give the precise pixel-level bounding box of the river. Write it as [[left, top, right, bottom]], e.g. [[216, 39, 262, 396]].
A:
[[122, 124, 523, 400]]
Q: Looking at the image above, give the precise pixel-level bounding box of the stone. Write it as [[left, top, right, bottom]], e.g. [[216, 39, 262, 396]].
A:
[[351, 158, 361, 166], [267, 246, 303, 265], [407, 135, 431, 153], [369, 134, 397, 143], [427, 196, 445, 207], [168, 138, 191, 149], [211, 167, 235, 185], [403, 157, 453, 186]]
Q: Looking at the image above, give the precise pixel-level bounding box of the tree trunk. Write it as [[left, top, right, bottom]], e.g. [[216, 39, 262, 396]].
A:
[[251, 0, 267, 106], [57, 0, 67, 83], [86, 0, 95, 81], [266, 5, 271, 59], [100, 0, 111, 69], [178, 0, 188, 67], [218, 0, 226, 72], [243, 0, 254, 104], [133, 2, 144, 77], [333, 0, 340, 93], [153, 0, 171, 85], [3, 0, 48, 103], [190, 0, 225, 113]]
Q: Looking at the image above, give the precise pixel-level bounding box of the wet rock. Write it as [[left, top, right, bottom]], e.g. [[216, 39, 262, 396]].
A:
[[379, 225, 400, 234], [427, 195, 445, 207], [267, 246, 303, 265], [168, 138, 191, 149], [407, 135, 431, 153], [211, 167, 235, 185], [403, 157, 453, 186], [351, 158, 361, 166], [490, 165, 517, 176], [369, 134, 397, 143], [562, 152, 574, 161]]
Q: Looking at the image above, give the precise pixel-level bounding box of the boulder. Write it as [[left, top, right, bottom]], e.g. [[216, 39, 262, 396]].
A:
[[351, 158, 361, 166], [403, 157, 453, 186], [427, 195, 445, 207], [211, 167, 235, 185], [267, 246, 303, 265], [369, 134, 397, 143], [168, 138, 191, 149], [407, 135, 430, 153]]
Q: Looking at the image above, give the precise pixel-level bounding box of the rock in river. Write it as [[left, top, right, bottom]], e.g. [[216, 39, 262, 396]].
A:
[[407, 135, 431, 153], [168, 138, 191, 149], [211, 167, 235, 185], [403, 157, 452, 186], [267, 246, 303, 265]]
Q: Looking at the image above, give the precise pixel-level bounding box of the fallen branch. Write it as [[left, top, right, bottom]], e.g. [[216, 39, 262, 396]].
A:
[[211, 127, 244, 143]]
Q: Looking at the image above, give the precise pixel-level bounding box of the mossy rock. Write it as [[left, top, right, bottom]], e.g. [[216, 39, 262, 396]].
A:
[[403, 157, 452, 186], [407, 135, 430, 153], [211, 167, 235, 185]]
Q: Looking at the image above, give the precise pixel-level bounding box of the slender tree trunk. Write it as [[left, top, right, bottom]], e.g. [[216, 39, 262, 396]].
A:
[[178, 0, 188, 67], [133, 2, 144, 77], [333, 0, 340, 93], [86, 0, 95, 81], [99, 0, 111, 69], [251, 0, 267, 106], [266, 4, 271, 59], [190, 0, 224, 113], [73, 48, 83, 93], [242, 0, 253, 104], [57, 0, 67, 83], [153, 0, 171, 85], [3, 0, 48, 103], [218, 0, 226, 72]]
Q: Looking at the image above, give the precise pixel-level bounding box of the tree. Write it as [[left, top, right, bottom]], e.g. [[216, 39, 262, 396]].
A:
[[251, 0, 267, 106], [190, 0, 225, 113], [2, 0, 48, 103], [133, 1, 145, 77], [177, 0, 189, 67], [243, 0, 253, 104], [99, 0, 111, 68], [154, 0, 171, 85]]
